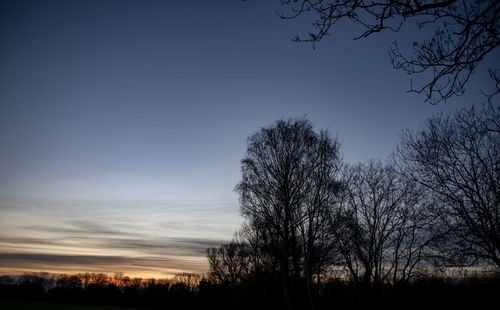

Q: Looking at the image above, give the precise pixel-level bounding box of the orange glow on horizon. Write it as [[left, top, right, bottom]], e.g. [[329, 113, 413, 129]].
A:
[[0, 266, 204, 280]]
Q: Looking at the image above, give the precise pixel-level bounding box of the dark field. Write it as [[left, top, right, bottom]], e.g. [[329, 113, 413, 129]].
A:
[[1, 274, 499, 310], [0, 301, 140, 310]]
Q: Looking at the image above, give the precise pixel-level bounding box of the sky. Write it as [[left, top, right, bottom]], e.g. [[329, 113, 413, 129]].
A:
[[0, 0, 498, 278]]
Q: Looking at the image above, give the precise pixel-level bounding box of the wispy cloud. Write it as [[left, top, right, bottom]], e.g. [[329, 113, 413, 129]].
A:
[[0, 197, 238, 277], [22, 222, 132, 237], [0, 252, 208, 277]]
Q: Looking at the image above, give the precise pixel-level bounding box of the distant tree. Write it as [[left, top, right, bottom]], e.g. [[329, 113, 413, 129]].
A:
[[131, 277, 143, 287], [113, 272, 125, 286], [90, 273, 109, 286], [78, 272, 91, 288], [236, 118, 342, 307], [122, 276, 131, 286], [273, 0, 500, 104], [396, 103, 500, 268], [332, 160, 436, 285], [207, 239, 251, 287], [171, 273, 202, 290]]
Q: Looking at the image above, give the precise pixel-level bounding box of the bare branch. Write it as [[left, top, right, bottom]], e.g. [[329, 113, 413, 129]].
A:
[[275, 0, 499, 104]]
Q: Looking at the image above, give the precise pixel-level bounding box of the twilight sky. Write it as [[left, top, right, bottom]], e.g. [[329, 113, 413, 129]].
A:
[[0, 0, 498, 278]]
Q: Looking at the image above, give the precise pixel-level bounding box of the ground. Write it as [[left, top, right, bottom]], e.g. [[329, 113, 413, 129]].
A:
[[0, 300, 141, 310]]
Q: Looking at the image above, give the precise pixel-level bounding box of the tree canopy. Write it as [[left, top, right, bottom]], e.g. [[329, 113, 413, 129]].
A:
[[208, 110, 499, 308], [235, 118, 342, 307], [396, 103, 500, 267]]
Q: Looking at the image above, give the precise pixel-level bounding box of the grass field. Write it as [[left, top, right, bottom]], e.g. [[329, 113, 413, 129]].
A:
[[0, 300, 141, 310]]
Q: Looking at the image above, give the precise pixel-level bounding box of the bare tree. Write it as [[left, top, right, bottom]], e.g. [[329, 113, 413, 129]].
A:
[[235, 118, 341, 307], [388, 174, 441, 285], [113, 272, 125, 287], [298, 130, 342, 302], [207, 239, 251, 287], [273, 0, 500, 104], [332, 160, 436, 285], [90, 273, 109, 286], [396, 103, 500, 268], [238, 221, 278, 277]]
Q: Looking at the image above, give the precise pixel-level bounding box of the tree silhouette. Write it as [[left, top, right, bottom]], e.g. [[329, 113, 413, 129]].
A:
[[274, 0, 500, 104], [332, 160, 437, 286], [207, 240, 251, 287], [396, 103, 500, 268], [235, 118, 342, 307]]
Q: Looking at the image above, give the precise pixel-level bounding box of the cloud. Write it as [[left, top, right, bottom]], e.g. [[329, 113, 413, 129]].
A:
[[0, 253, 135, 264], [0, 237, 63, 247], [0, 197, 238, 277], [0, 252, 209, 276], [0, 234, 224, 257], [22, 224, 126, 237], [109, 236, 224, 256], [0, 233, 223, 277], [11, 214, 227, 257]]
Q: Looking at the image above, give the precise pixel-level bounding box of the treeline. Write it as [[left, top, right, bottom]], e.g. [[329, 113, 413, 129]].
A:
[[206, 103, 500, 309], [0, 272, 208, 309], [1, 270, 499, 310]]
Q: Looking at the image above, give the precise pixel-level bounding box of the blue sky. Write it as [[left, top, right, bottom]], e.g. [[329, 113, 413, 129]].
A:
[[0, 0, 498, 277]]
